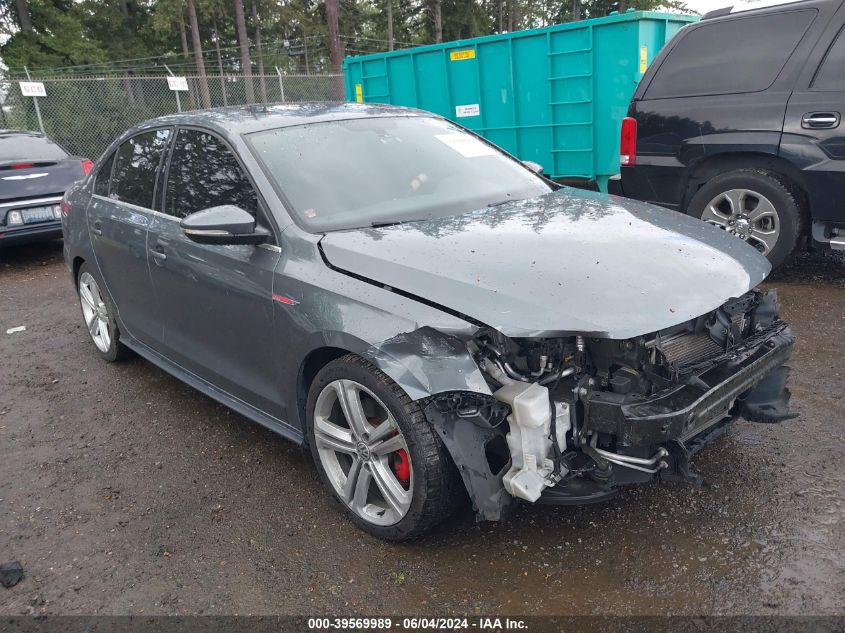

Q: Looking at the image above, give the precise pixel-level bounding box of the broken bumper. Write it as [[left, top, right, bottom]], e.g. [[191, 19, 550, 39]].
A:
[[425, 321, 796, 522], [582, 321, 795, 448]]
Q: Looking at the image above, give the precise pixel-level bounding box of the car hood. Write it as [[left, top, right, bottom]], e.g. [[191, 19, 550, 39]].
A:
[[319, 189, 771, 339]]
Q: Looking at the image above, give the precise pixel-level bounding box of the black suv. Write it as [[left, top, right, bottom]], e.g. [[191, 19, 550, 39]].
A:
[[618, 0, 845, 268]]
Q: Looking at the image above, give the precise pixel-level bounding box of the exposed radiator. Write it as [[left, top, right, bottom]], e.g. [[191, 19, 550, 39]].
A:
[[657, 331, 723, 367]]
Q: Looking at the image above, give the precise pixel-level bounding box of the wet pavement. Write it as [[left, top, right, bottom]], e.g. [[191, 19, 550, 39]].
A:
[[0, 241, 843, 616]]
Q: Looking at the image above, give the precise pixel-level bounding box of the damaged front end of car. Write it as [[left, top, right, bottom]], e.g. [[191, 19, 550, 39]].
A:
[[424, 289, 795, 522]]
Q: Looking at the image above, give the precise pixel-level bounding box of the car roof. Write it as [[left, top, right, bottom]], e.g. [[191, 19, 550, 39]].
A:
[[0, 129, 45, 138], [702, 0, 839, 19], [131, 101, 431, 137]]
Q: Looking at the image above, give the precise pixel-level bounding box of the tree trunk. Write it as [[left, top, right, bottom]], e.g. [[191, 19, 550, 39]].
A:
[[572, 0, 581, 21], [234, 0, 255, 103], [117, 3, 137, 106], [506, 0, 513, 32], [618, 0, 628, 12], [434, 0, 442, 43], [326, 0, 343, 97], [252, 3, 268, 103], [213, 21, 228, 106], [123, 73, 136, 107], [15, 0, 32, 32], [178, 14, 198, 110], [386, 0, 394, 51], [178, 15, 189, 60], [187, 0, 211, 108], [497, 0, 503, 33]]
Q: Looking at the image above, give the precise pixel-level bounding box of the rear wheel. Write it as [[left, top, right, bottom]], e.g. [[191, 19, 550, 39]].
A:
[[306, 354, 459, 541], [76, 263, 130, 362], [688, 169, 804, 268]]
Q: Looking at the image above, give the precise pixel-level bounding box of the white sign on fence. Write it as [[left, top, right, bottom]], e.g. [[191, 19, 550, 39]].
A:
[[19, 81, 46, 97], [166, 76, 189, 92], [455, 103, 480, 118]]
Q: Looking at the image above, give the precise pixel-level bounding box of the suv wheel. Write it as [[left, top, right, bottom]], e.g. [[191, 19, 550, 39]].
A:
[[76, 263, 130, 362], [688, 169, 804, 268], [306, 354, 459, 541]]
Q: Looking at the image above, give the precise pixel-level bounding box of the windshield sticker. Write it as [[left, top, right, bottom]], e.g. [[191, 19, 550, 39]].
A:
[[435, 133, 496, 158]]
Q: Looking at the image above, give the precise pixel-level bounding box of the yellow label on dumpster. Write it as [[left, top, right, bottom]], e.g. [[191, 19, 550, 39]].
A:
[[355, 83, 363, 103], [450, 49, 476, 61], [639, 46, 648, 73]]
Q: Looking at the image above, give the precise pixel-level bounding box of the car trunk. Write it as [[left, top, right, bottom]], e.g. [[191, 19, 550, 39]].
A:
[[0, 159, 84, 203]]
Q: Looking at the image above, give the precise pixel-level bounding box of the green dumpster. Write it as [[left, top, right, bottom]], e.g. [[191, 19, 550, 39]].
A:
[[344, 10, 697, 190]]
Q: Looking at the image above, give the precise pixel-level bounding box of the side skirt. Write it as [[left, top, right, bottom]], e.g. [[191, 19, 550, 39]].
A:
[[120, 336, 304, 446]]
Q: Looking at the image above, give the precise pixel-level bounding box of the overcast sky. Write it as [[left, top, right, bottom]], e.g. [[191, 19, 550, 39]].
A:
[[683, 0, 733, 14]]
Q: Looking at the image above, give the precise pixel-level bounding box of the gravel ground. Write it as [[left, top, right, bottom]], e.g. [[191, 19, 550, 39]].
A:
[[0, 241, 843, 617]]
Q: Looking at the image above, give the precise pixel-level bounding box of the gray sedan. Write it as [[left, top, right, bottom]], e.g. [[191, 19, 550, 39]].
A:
[[61, 103, 795, 540]]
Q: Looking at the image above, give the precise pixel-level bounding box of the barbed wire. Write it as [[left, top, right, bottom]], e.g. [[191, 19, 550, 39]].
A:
[[4, 33, 418, 79]]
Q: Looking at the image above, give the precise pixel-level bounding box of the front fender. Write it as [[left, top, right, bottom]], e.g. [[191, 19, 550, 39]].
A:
[[364, 327, 491, 401], [294, 329, 500, 516], [313, 326, 491, 402]]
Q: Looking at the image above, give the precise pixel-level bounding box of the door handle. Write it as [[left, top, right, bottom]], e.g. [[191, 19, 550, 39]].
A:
[[91, 221, 102, 236], [802, 112, 840, 129], [150, 244, 167, 264]]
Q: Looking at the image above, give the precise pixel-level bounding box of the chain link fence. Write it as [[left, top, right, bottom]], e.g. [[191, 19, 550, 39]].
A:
[[0, 73, 344, 160]]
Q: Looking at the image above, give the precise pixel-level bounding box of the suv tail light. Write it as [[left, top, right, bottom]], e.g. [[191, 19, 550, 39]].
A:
[[81, 159, 94, 176], [620, 117, 637, 166], [61, 195, 71, 217]]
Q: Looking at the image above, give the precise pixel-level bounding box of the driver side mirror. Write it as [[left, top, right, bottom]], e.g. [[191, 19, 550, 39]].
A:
[[521, 160, 544, 175], [180, 205, 270, 245]]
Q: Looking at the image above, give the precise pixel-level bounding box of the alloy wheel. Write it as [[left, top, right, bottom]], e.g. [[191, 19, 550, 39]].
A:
[[700, 188, 780, 256], [313, 379, 413, 526], [78, 272, 112, 353]]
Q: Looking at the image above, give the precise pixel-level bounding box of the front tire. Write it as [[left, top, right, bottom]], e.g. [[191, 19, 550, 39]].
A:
[[76, 263, 130, 362], [687, 169, 804, 269], [306, 354, 459, 541]]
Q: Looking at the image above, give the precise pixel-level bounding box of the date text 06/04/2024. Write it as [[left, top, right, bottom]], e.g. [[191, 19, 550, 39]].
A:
[[306, 617, 528, 630]]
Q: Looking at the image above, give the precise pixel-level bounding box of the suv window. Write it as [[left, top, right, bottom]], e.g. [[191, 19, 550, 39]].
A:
[[110, 129, 171, 208], [645, 10, 816, 99], [813, 26, 845, 90], [164, 128, 258, 219], [94, 152, 115, 197]]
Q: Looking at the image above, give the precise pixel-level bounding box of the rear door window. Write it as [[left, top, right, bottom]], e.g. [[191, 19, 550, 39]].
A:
[[94, 152, 115, 197], [110, 129, 171, 209], [813, 26, 845, 90], [645, 10, 816, 99], [163, 128, 258, 219]]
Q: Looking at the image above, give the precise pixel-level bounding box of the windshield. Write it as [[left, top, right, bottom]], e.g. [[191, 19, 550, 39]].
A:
[[246, 116, 552, 232]]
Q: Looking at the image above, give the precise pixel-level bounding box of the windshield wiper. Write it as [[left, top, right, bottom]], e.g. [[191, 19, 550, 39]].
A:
[[370, 220, 403, 229]]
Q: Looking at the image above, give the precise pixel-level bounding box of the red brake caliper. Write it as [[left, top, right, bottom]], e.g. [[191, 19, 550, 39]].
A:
[[392, 449, 411, 487]]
